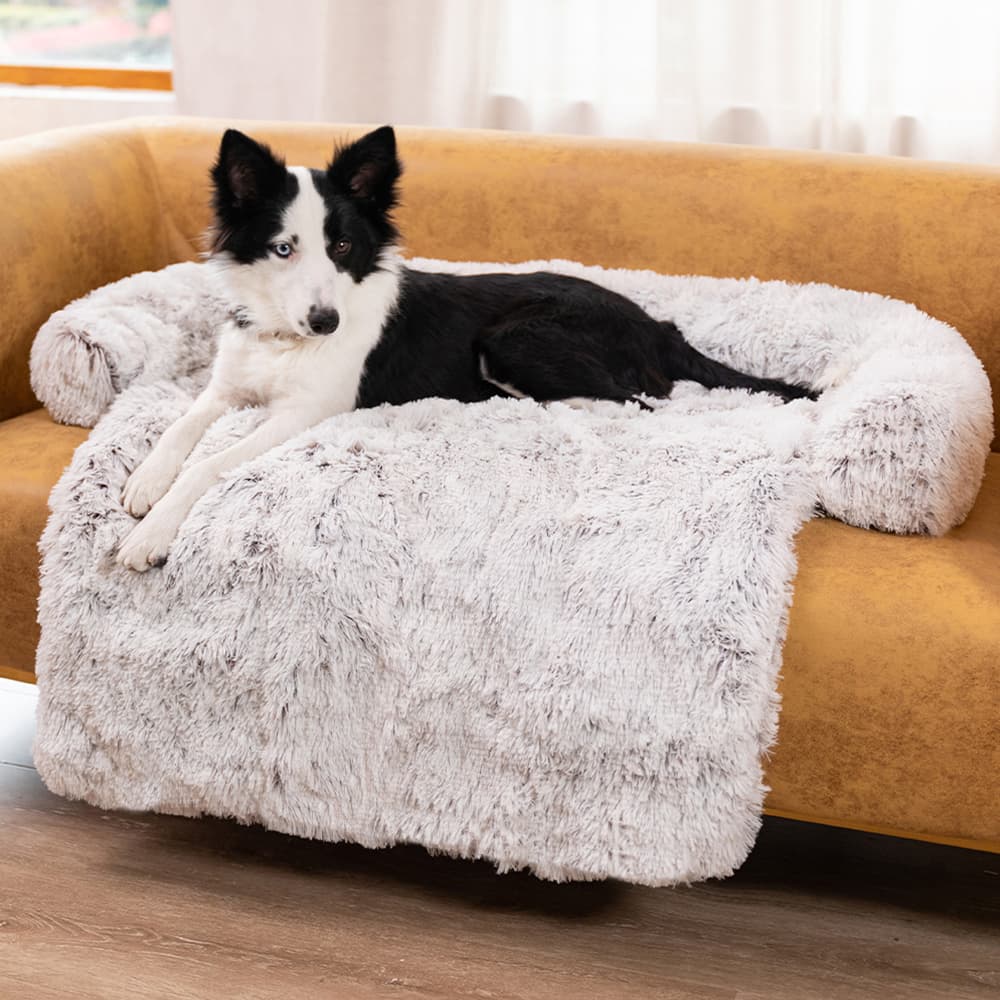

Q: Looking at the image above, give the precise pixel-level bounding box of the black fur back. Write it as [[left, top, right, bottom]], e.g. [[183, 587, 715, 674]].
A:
[[358, 269, 815, 408]]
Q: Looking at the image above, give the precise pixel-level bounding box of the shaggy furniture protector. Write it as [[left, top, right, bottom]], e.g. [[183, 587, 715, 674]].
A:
[[31, 259, 993, 534], [30, 259, 991, 884], [4, 117, 999, 854]]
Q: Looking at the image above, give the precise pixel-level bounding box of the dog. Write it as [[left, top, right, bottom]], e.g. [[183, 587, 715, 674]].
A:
[[117, 125, 815, 571]]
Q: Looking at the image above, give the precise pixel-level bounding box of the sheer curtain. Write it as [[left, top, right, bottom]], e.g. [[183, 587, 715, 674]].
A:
[[171, 0, 1000, 163]]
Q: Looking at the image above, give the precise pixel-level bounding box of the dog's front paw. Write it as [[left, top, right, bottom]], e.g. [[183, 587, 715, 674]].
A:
[[116, 512, 177, 572], [121, 458, 177, 517]]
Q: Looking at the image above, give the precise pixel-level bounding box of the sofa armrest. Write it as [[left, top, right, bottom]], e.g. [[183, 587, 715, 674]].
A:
[[0, 121, 189, 423]]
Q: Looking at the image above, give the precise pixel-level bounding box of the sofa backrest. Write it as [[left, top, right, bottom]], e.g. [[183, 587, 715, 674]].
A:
[[3, 117, 998, 447], [0, 124, 186, 422]]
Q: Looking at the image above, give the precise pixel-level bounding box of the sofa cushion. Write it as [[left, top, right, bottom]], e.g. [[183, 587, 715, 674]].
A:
[[772, 451, 1000, 843], [0, 410, 87, 680]]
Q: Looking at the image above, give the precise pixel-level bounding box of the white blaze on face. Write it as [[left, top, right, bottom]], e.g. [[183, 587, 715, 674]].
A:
[[278, 166, 403, 344], [273, 166, 348, 334], [213, 165, 340, 337]]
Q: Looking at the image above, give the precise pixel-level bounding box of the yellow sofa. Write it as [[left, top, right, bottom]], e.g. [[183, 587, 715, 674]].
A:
[[1, 117, 996, 852]]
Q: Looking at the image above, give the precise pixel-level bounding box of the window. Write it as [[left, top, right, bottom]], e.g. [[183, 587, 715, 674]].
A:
[[0, 0, 172, 89]]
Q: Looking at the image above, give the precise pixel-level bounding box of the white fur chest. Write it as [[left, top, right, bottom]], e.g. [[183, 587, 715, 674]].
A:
[[211, 324, 375, 417]]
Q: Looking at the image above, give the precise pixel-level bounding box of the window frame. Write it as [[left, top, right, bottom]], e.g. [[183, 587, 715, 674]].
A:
[[0, 64, 172, 90]]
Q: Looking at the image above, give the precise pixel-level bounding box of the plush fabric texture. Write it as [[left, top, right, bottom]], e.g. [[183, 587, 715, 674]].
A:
[[35, 379, 813, 885], [30, 262, 226, 428], [31, 258, 993, 534], [30, 259, 993, 884]]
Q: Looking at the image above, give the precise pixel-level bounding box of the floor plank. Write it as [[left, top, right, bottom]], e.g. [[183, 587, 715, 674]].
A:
[[1, 683, 997, 999]]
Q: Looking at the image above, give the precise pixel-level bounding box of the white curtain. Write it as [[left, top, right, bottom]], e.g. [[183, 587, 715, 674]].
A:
[[171, 0, 1000, 163]]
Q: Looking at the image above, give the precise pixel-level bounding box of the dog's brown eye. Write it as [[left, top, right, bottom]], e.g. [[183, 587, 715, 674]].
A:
[[334, 238, 352, 256]]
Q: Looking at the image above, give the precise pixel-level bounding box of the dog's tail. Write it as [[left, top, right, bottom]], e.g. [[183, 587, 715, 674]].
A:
[[657, 321, 818, 402]]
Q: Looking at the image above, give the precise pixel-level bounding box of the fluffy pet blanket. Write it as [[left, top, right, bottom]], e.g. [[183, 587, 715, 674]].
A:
[[30, 259, 993, 886]]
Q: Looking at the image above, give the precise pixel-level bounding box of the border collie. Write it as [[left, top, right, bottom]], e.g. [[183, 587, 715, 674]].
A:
[[117, 125, 815, 571]]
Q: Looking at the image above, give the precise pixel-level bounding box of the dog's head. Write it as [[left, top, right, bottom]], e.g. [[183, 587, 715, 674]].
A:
[[208, 125, 402, 338]]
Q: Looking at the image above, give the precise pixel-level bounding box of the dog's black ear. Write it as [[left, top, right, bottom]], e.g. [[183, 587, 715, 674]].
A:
[[212, 129, 286, 209], [327, 126, 400, 211]]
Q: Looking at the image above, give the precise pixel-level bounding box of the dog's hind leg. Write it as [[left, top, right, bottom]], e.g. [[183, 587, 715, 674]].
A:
[[477, 322, 659, 409]]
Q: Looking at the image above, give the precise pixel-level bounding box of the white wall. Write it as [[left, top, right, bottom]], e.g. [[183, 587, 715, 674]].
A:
[[0, 85, 176, 141]]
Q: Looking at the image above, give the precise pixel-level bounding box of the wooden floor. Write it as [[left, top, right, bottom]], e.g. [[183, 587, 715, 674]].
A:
[[1, 678, 997, 1000]]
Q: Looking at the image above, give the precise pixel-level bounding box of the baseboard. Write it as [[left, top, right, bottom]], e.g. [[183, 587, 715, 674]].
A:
[[0, 664, 36, 684], [764, 807, 1000, 855]]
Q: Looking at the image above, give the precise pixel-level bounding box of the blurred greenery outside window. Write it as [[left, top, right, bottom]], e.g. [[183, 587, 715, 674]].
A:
[[0, 0, 171, 69]]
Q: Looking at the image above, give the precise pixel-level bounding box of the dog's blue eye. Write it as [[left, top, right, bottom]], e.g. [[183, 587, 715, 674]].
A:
[[272, 242, 293, 258]]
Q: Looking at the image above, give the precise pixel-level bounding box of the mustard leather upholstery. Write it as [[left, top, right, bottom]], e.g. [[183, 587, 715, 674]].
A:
[[0, 409, 88, 683], [777, 454, 999, 845], [0, 117, 996, 851]]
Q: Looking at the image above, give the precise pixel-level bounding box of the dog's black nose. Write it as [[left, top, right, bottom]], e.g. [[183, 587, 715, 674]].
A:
[[307, 307, 340, 335]]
